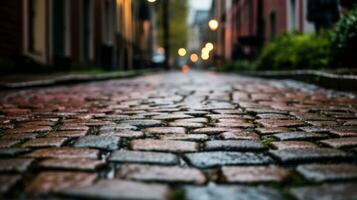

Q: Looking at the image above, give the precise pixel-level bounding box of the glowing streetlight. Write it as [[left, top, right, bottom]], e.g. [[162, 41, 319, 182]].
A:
[[202, 47, 210, 54], [178, 48, 187, 57], [147, 0, 157, 3], [201, 53, 210, 60], [190, 53, 199, 63], [157, 47, 165, 54], [182, 64, 190, 74], [208, 19, 219, 31], [205, 42, 214, 51]]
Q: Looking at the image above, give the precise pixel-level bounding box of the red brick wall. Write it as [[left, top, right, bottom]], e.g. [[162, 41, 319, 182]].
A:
[[94, 0, 102, 65], [236, 0, 258, 37], [225, 5, 234, 61], [223, 0, 290, 59], [299, 0, 304, 32], [233, 0, 288, 41], [264, 0, 287, 41]]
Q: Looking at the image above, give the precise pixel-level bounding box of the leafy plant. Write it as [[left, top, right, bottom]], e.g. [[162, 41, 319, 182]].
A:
[[261, 136, 276, 146], [330, 8, 357, 68], [255, 33, 330, 70], [219, 60, 254, 72], [156, 0, 188, 57]]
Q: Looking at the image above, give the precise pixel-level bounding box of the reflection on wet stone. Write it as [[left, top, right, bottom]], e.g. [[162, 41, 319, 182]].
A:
[[0, 71, 356, 199]]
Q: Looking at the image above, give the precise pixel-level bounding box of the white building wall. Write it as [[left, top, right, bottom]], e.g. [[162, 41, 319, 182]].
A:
[[287, 0, 299, 31], [303, 0, 315, 33], [287, 0, 315, 33]]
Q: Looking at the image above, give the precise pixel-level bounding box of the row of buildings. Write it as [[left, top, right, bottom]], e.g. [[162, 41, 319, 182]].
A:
[[195, 0, 353, 63], [0, 0, 155, 72]]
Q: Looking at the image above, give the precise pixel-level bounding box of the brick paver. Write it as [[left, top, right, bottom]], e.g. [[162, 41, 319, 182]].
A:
[[204, 140, 266, 151], [116, 164, 206, 184], [222, 165, 290, 183], [1, 71, 357, 199], [74, 135, 120, 150], [185, 184, 284, 200], [0, 158, 34, 173], [220, 131, 260, 140], [61, 180, 169, 200], [26, 171, 97, 194], [186, 151, 273, 168], [22, 137, 67, 148], [270, 148, 349, 164], [291, 183, 357, 200], [109, 150, 179, 165], [131, 139, 199, 153], [38, 158, 106, 171], [297, 164, 357, 182], [143, 127, 187, 135], [271, 141, 319, 150], [273, 131, 329, 141], [0, 175, 21, 194]]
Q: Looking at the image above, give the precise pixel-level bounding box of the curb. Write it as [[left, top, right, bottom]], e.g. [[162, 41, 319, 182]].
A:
[[0, 69, 161, 90], [240, 70, 357, 92]]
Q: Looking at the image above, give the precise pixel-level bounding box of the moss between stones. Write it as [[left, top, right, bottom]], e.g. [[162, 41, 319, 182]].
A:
[[261, 136, 276, 146], [170, 188, 186, 200]]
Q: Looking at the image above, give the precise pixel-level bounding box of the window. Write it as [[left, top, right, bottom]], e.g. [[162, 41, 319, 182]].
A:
[[26, 0, 45, 57], [270, 11, 276, 40], [290, 0, 297, 30], [28, 0, 35, 53]]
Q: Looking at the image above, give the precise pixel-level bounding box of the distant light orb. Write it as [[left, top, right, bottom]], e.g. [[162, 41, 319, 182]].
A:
[[208, 19, 219, 31], [201, 47, 210, 55], [190, 53, 199, 63], [205, 42, 214, 51], [182, 64, 190, 74], [201, 53, 210, 60], [157, 47, 165, 54], [147, 0, 157, 3], [178, 48, 187, 57]]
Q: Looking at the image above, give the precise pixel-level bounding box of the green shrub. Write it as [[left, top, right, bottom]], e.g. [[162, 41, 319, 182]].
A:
[[331, 8, 357, 68], [255, 33, 330, 70], [219, 60, 254, 72]]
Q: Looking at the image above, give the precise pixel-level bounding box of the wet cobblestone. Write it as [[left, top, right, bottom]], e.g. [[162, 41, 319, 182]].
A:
[[221, 166, 290, 183], [1, 71, 357, 199], [109, 150, 179, 165], [26, 171, 97, 195], [116, 164, 206, 184], [38, 158, 106, 171], [291, 183, 357, 200], [61, 180, 169, 200], [185, 184, 285, 200], [297, 164, 357, 182]]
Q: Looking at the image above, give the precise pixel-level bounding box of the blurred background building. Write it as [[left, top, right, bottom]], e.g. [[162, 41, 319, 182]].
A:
[[187, 10, 209, 58], [0, 0, 155, 72], [208, 0, 352, 64], [0, 0, 355, 73]]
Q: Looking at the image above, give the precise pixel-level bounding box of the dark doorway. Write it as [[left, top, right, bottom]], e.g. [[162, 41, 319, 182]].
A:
[[28, 0, 35, 53], [270, 11, 277, 40], [82, 0, 91, 65], [52, 0, 69, 68]]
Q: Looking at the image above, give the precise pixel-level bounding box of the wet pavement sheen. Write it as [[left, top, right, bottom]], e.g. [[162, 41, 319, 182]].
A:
[[0, 71, 357, 199]]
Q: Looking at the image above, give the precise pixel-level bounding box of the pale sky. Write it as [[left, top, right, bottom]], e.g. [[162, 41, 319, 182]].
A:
[[189, 0, 212, 10], [188, 0, 212, 24]]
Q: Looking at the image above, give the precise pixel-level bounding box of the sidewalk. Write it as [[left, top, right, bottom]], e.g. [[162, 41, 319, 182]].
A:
[[240, 69, 357, 92], [0, 69, 155, 89]]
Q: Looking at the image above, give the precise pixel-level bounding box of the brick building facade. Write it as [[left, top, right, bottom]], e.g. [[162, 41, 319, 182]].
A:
[[0, 0, 24, 67], [0, 0, 154, 72], [210, 0, 342, 62]]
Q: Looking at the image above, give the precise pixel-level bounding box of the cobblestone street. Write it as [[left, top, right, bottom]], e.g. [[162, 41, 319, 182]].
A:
[[1, 71, 357, 199]]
